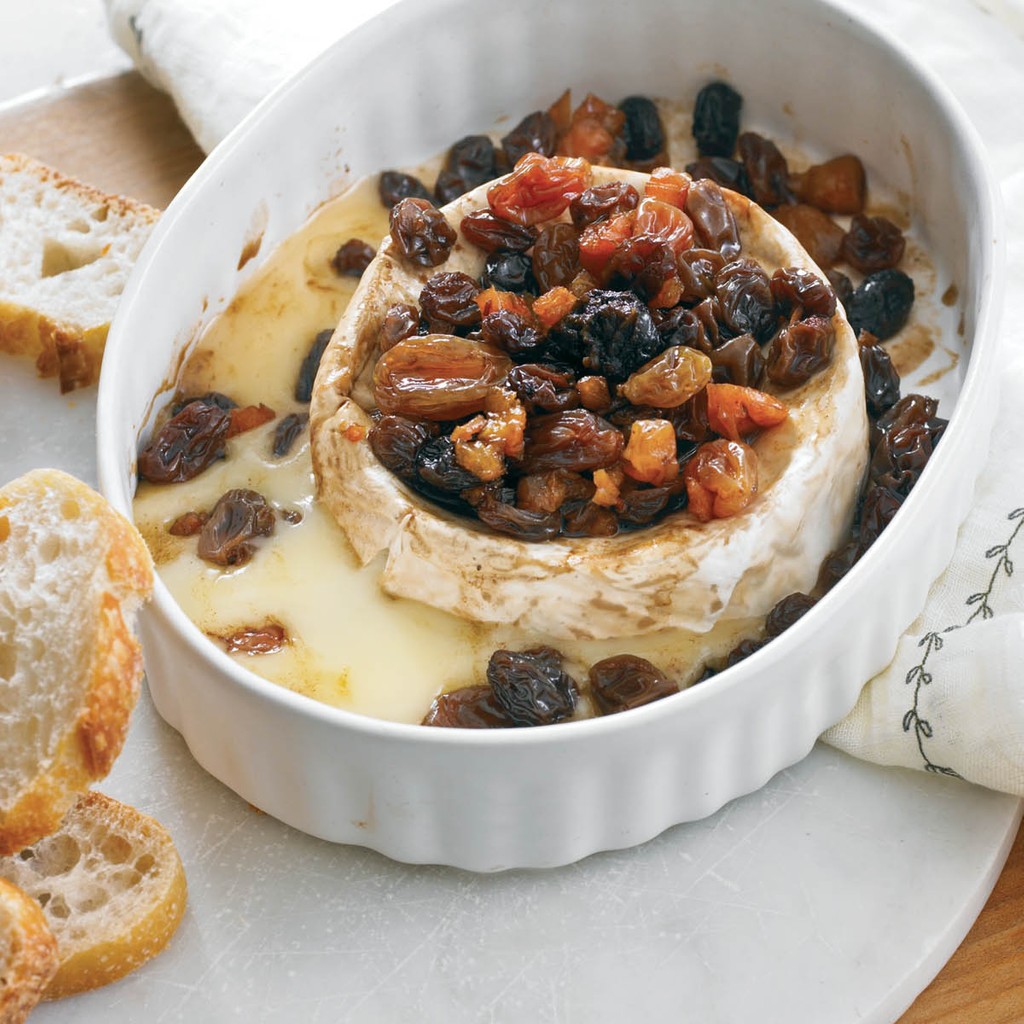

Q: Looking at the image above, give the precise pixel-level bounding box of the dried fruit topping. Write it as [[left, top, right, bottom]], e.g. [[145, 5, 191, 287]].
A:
[[422, 685, 511, 728], [532, 222, 581, 292], [171, 390, 237, 416], [216, 620, 289, 655], [415, 435, 481, 497], [858, 333, 902, 418], [618, 96, 666, 164], [570, 184, 640, 234], [519, 409, 624, 474], [460, 210, 537, 253], [368, 415, 437, 481], [685, 156, 751, 197], [715, 258, 776, 341], [633, 197, 695, 256], [482, 250, 537, 294], [197, 488, 276, 566], [380, 303, 421, 352], [475, 287, 533, 321], [296, 329, 333, 402], [532, 286, 577, 330], [420, 272, 482, 333], [766, 314, 835, 388], [557, 93, 626, 163], [435, 135, 498, 205], [737, 132, 792, 208], [684, 439, 758, 521], [794, 155, 866, 214], [589, 654, 678, 715], [771, 204, 845, 269], [839, 214, 906, 274], [685, 177, 741, 258], [227, 403, 275, 438], [272, 412, 308, 458], [486, 647, 578, 726], [373, 335, 513, 420], [604, 235, 678, 304], [547, 289, 665, 381], [705, 383, 788, 441], [622, 419, 679, 486], [676, 248, 726, 305], [501, 110, 559, 166], [859, 483, 905, 546], [480, 310, 544, 359], [517, 468, 592, 513], [765, 593, 817, 637], [331, 238, 375, 277], [770, 267, 837, 318], [378, 170, 433, 209], [576, 374, 612, 412], [487, 152, 592, 226], [476, 494, 562, 540], [578, 210, 636, 278], [692, 81, 743, 157], [506, 363, 579, 414], [709, 333, 765, 388], [643, 167, 691, 209], [389, 197, 457, 267], [619, 345, 712, 408], [846, 269, 915, 341], [138, 399, 231, 483]]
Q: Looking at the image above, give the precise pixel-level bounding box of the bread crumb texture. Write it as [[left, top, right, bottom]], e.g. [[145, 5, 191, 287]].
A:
[[0, 876, 59, 1022], [0, 153, 159, 392]]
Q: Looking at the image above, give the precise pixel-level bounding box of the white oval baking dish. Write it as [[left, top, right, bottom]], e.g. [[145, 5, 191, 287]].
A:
[[97, 0, 1003, 870]]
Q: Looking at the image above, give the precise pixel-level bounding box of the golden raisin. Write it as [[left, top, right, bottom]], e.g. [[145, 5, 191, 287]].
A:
[[684, 439, 758, 521]]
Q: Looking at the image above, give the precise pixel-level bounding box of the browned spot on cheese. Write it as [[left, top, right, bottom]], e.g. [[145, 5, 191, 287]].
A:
[[885, 323, 935, 378]]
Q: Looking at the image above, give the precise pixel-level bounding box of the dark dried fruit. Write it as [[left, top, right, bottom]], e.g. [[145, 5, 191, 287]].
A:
[[415, 435, 481, 493], [331, 238, 375, 277], [859, 484, 905, 546], [420, 272, 482, 332], [460, 210, 537, 253], [487, 647, 578, 727], [501, 110, 559, 166], [772, 204, 845, 269], [737, 132, 792, 208], [475, 495, 562, 540], [389, 197, 457, 267], [617, 479, 686, 526], [561, 500, 619, 537], [272, 412, 307, 457], [519, 409, 624, 474], [795, 155, 866, 214], [569, 181, 640, 229], [589, 654, 677, 714], [168, 510, 206, 536], [840, 214, 906, 273], [692, 81, 742, 157], [368, 415, 436, 481], [506, 363, 579, 413], [217, 620, 288, 655], [295, 329, 333, 402], [770, 267, 837, 318], [381, 303, 422, 352], [532, 223, 580, 292], [170, 390, 237, 416], [677, 248, 726, 305], [846, 269, 915, 341], [436, 135, 498, 204], [715, 259, 776, 341], [618, 95, 666, 162], [685, 178, 741, 258], [138, 400, 231, 483], [818, 540, 862, 592], [653, 305, 708, 353], [710, 333, 765, 387], [764, 593, 817, 637], [422, 685, 511, 728], [859, 336, 902, 418], [479, 310, 544, 360], [197, 488, 275, 567], [766, 315, 835, 388], [685, 156, 751, 197], [378, 170, 433, 209], [726, 637, 767, 668], [482, 250, 537, 294]]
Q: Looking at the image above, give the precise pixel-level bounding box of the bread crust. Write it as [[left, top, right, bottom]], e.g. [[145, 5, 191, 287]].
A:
[[0, 877, 59, 1023], [0, 469, 154, 856]]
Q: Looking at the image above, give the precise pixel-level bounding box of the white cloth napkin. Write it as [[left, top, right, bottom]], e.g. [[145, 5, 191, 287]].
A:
[[104, 0, 1024, 797]]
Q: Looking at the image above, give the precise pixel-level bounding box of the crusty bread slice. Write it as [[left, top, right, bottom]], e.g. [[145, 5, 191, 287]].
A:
[[0, 877, 58, 1022], [0, 468, 154, 856], [0, 792, 187, 999], [0, 153, 159, 392]]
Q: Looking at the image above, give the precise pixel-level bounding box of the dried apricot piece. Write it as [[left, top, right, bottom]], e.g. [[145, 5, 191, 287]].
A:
[[705, 382, 788, 441], [644, 167, 691, 208], [487, 152, 592, 226], [684, 439, 758, 521], [622, 419, 679, 486]]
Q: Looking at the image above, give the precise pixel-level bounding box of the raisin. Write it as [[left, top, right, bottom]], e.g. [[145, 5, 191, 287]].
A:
[[634, 197, 694, 256], [653, 305, 708, 353], [561, 500, 619, 537], [827, 269, 854, 307], [589, 654, 677, 714], [272, 412, 307, 457], [330, 238, 375, 276], [715, 259, 776, 341], [818, 540, 862, 592], [532, 223, 580, 292], [765, 593, 817, 637], [705, 382, 787, 441], [684, 439, 758, 521], [381, 303, 421, 352], [547, 289, 665, 381], [846, 269, 915, 340], [859, 336, 902, 418], [859, 484, 905, 546], [479, 311, 544, 360], [422, 685, 511, 728], [378, 170, 433, 209], [487, 647, 578, 727], [420, 272, 482, 333], [519, 409, 624, 474], [737, 132, 792, 208], [840, 214, 906, 273], [482, 251, 537, 294], [619, 96, 666, 162], [869, 421, 935, 495], [295, 329, 333, 401], [558, 93, 627, 164], [389, 197, 456, 267], [460, 210, 537, 253], [605, 236, 678, 303], [685, 156, 751, 197], [795, 155, 866, 214], [197, 489, 275, 567], [676, 248, 726, 305], [569, 181, 640, 229], [516, 469, 592, 513], [772, 204, 845, 269], [726, 638, 767, 668], [618, 479, 686, 526], [436, 135, 498, 204], [138, 400, 231, 483], [766, 315, 835, 388], [487, 152, 591, 225], [501, 110, 559, 166], [216, 621, 288, 655], [170, 390, 237, 416], [692, 81, 743, 157], [691, 297, 722, 349], [685, 178, 741, 258], [415, 435, 481, 493], [506, 363, 579, 413], [577, 375, 612, 412], [710, 333, 764, 387], [368, 415, 437, 480], [475, 495, 562, 540], [770, 267, 837, 318], [620, 346, 713, 408]]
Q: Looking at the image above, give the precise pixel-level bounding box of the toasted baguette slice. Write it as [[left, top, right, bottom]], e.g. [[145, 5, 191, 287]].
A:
[[0, 877, 59, 1022], [0, 468, 154, 856], [0, 153, 159, 392], [0, 792, 187, 999]]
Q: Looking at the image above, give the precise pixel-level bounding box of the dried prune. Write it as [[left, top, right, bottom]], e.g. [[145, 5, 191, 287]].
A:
[[547, 289, 665, 381], [620, 346, 712, 408], [715, 259, 776, 341], [710, 333, 764, 387], [764, 593, 817, 637], [770, 267, 837, 318], [272, 412, 307, 458], [482, 251, 537, 294], [369, 415, 437, 480], [840, 214, 906, 273], [532, 223, 580, 292], [501, 110, 559, 166], [519, 409, 624, 474], [460, 210, 537, 253], [692, 81, 742, 157], [415, 435, 481, 493], [684, 438, 758, 521], [569, 181, 639, 229], [859, 336, 901, 418], [487, 647, 578, 727], [295, 329, 333, 401], [685, 156, 751, 197], [589, 654, 677, 715], [436, 135, 498, 204], [737, 132, 792, 208], [476, 495, 562, 540], [378, 170, 433, 209], [846, 269, 915, 340], [766, 315, 835, 388], [506, 363, 579, 413], [619, 95, 666, 162], [772, 204, 845, 269], [389, 197, 456, 267], [420, 272, 482, 333], [138, 400, 231, 483], [685, 178, 741, 258], [795, 155, 866, 214], [198, 488, 275, 567], [381, 303, 421, 352], [422, 685, 511, 728], [331, 238, 375, 277]]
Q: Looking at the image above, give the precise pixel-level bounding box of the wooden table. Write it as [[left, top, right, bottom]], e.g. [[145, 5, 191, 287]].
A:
[[2, 71, 1022, 1023]]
